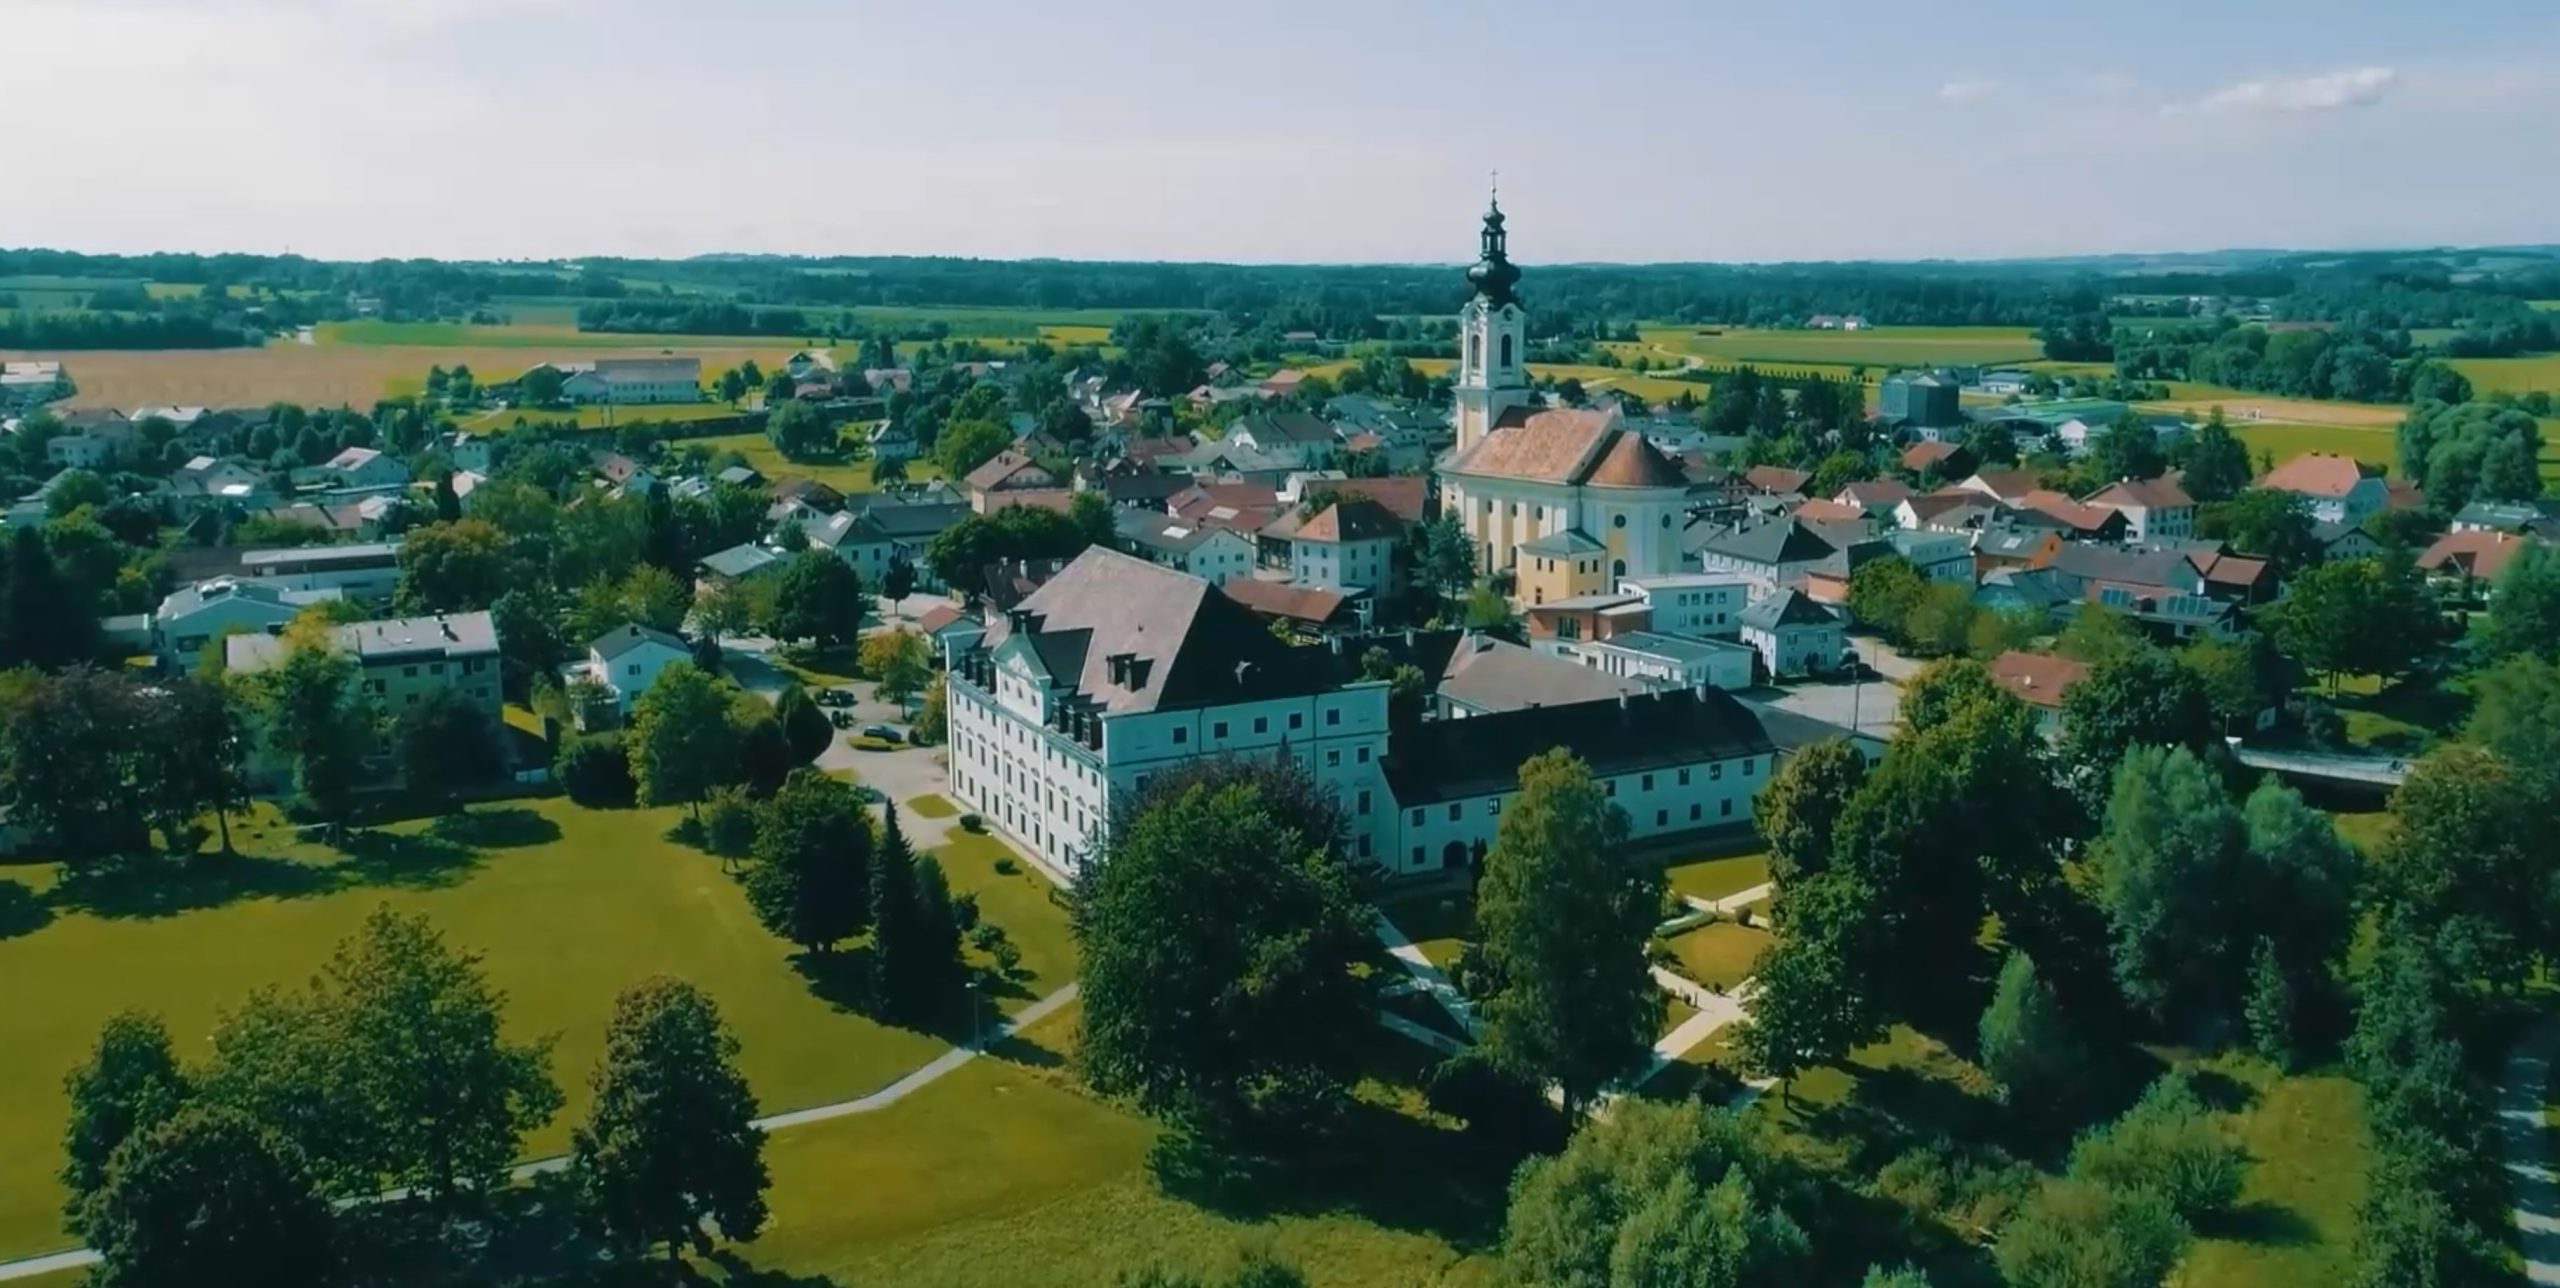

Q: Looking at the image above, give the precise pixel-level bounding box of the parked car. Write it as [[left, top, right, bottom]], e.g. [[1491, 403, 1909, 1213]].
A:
[[829, 711, 855, 729], [815, 687, 856, 708], [859, 723, 903, 743]]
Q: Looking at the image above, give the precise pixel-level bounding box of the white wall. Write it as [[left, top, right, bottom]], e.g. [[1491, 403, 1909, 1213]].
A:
[[1388, 751, 1769, 873]]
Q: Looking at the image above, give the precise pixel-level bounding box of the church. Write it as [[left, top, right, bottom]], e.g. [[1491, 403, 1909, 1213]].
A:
[[1436, 198, 1690, 608]]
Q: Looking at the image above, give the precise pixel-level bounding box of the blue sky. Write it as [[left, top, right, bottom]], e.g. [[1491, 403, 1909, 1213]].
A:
[[6, 0, 2556, 264]]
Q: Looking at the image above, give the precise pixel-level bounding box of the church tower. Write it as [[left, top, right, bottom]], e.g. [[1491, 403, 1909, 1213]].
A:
[[1451, 193, 1532, 454]]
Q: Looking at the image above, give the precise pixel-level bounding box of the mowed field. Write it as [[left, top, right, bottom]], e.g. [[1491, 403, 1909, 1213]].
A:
[[0, 794, 1082, 1261], [2450, 353, 2560, 395], [2, 339, 801, 409], [1638, 324, 2046, 370]]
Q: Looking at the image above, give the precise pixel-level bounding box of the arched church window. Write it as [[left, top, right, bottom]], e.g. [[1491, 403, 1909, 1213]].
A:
[[1467, 334, 1480, 371], [1499, 334, 1514, 368], [1613, 558, 1627, 579]]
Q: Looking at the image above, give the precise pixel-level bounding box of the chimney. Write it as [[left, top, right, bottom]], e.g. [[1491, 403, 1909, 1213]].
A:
[[1617, 690, 1630, 710]]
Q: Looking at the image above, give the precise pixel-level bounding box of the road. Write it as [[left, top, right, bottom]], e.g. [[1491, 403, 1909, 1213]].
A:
[[2504, 1019, 2560, 1284]]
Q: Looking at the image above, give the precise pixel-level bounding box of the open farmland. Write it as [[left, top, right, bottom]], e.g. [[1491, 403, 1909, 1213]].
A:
[[1, 339, 801, 409], [2449, 353, 2560, 395], [1638, 324, 2045, 369]]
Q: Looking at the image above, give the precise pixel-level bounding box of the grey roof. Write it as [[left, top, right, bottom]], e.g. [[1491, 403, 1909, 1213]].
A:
[[699, 543, 781, 579], [1735, 697, 1881, 756], [1740, 588, 1838, 631], [1115, 510, 1241, 555], [591, 621, 689, 661], [1437, 634, 1647, 713], [158, 576, 338, 621], [1229, 411, 1338, 446], [853, 495, 969, 540], [228, 610, 499, 673], [1696, 519, 1841, 567], [979, 547, 1342, 715], [1975, 567, 2071, 610], [1518, 528, 1607, 557], [1591, 630, 1753, 665], [237, 541, 402, 570], [2047, 544, 2197, 590], [1385, 687, 1778, 805], [804, 511, 892, 550]]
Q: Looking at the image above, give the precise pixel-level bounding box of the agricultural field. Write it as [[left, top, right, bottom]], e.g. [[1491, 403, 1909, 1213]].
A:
[[0, 795, 1078, 1262], [2449, 353, 2560, 396], [1637, 324, 2045, 370], [2145, 383, 2406, 428], [682, 432, 945, 494], [448, 402, 748, 432], [1, 339, 798, 409], [1401, 357, 1702, 404]]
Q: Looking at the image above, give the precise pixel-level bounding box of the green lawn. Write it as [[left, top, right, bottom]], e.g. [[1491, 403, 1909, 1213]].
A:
[[684, 431, 944, 494], [454, 402, 745, 432], [1658, 921, 1770, 992], [2450, 353, 2560, 396], [931, 831, 1076, 1006], [0, 797, 959, 1261], [2229, 421, 2398, 474], [1664, 852, 1770, 903], [1637, 324, 2044, 370], [906, 793, 958, 819], [1379, 889, 1475, 969]]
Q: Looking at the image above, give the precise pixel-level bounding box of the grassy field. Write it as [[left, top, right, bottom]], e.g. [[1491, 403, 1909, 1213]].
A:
[[318, 320, 819, 350], [2450, 354, 2560, 396], [450, 402, 747, 432], [682, 432, 944, 493], [1, 340, 800, 409], [1658, 921, 1770, 992], [1400, 358, 1701, 404], [2228, 422, 2399, 474], [0, 795, 1069, 1261], [1664, 852, 1769, 903], [906, 793, 958, 819], [1379, 888, 1474, 970], [1639, 325, 2044, 370]]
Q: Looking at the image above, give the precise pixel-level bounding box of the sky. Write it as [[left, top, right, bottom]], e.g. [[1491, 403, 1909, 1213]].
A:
[[5, 0, 2558, 266]]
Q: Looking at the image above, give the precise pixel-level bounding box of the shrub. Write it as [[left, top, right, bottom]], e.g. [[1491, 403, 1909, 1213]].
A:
[[990, 938, 1023, 979], [951, 890, 981, 932], [969, 923, 1006, 952], [700, 785, 759, 858], [2067, 1071, 2244, 1222], [959, 812, 985, 833], [994, 855, 1019, 876], [1735, 904, 1756, 928], [1423, 1048, 1555, 1147], [1876, 1140, 2038, 1237], [553, 732, 634, 806], [1995, 1179, 2188, 1288]]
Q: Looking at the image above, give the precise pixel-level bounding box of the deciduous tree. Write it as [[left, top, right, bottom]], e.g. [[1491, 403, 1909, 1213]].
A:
[[626, 661, 741, 817], [1498, 1098, 1808, 1288], [860, 627, 932, 706], [1977, 950, 2081, 1111], [82, 1104, 337, 1288], [395, 518, 516, 613], [764, 551, 863, 647], [394, 686, 500, 812], [571, 977, 770, 1261], [1755, 736, 1868, 887], [61, 1012, 191, 1235], [744, 768, 870, 952], [773, 683, 831, 764]]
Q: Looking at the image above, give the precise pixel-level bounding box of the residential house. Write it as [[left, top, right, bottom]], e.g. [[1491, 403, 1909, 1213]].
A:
[[2046, 544, 2235, 639], [1219, 577, 1362, 637], [553, 357, 702, 405], [1894, 492, 1999, 533], [1974, 566, 2072, 623], [2419, 529, 2542, 600], [2018, 490, 2132, 543], [1738, 588, 1845, 677], [1835, 478, 1916, 517], [2083, 473, 2196, 542], [1115, 511, 1259, 583], [592, 452, 658, 497], [1987, 649, 2090, 739], [441, 431, 495, 474], [1523, 592, 1652, 645], [801, 510, 899, 581], [0, 361, 66, 409], [868, 422, 919, 464], [226, 610, 504, 739], [1691, 518, 1841, 596], [152, 576, 342, 671], [1226, 412, 1340, 468], [915, 604, 987, 656], [1899, 440, 1975, 478], [1515, 529, 1611, 606], [1886, 528, 1976, 584], [2450, 499, 2560, 535], [697, 542, 782, 586], [1976, 369, 2033, 396], [1954, 468, 2044, 507], [322, 446, 411, 491], [1743, 465, 1812, 496], [237, 541, 403, 601], [574, 623, 693, 724], [2259, 453, 2389, 526], [1259, 368, 1308, 397], [1288, 497, 1404, 598], [2309, 520, 2383, 563], [965, 452, 1073, 515]]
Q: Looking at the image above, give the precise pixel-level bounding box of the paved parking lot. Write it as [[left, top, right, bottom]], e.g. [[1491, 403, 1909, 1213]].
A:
[[1749, 672, 1902, 740]]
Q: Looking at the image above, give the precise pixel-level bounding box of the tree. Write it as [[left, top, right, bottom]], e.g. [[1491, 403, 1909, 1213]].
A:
[[1077, 768, 1371, 1135], [2067, 1071, 2243, 1222], [1897, 656, 2005, 731], [1846, 556, 1927, 639], [2059, 646, 2218, 812], [868, 805, 929, 1019], [627, 661, 741, 817], [571, 977, 770, 1261], [2053, 604, 2146, 668], [1473, 750, 1663, 1115], [245, 620, 373, 831], [2464, 654, 2560, 808], [2196, 488, 2319, 572], [1732, 873, 1888, 1095], [82, 1104, 337, 1288], [0, 524, 95, 669], [2262, 554, 2439, 689], [1498, 1098, 1807, 1288], [2396, 398, 2545, 511], [880, 556, 917, 610], [2178, 633, 2274, 734], [394, 686, 500, 811], [554, 732, 635, 806], [520, 363, 566, 405], [2479, 541, 2560, 662], [489, 584, 568, 701], [1994, 1179, 2188, 1288], [395, 518, 516, 613], [861, 628, 932, 706], [61, 1012, 191, 1234], [765, 398, 833, 460], [2178, 409, 2252, 502], [934, 418, 1013, 480], [1413, 512, 1477, 606], [2379, 746, 2545, 992], [773, 683, 832, 765], [2090, 745, 2245, 1019], [913, 674, 949, 745], [744, 768, 871, 953], [2245, 938, 2299, 1069], [1068, 487, 1116, 549], [1755, 736, 1868, 887], [1977, 950, 2081, 1111], [765, 551, 864, 647], [716, 367, 747, 405], [2088, 411, 2166, 484], [0, 668, 157, 861]]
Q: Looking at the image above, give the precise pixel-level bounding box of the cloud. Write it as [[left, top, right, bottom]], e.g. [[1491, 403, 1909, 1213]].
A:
[[2168, 66, 2398, 116], [1936, 79, 1996, 104]]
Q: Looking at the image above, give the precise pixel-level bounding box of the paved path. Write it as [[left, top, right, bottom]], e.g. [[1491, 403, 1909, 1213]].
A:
[[2503, 1018, 2560, 1284], [1679, 882, 1773, 917], [1371, 910, 1481, 1037], [1376, 1009, 1469, 1057], [0, 982, 1083, 1284]]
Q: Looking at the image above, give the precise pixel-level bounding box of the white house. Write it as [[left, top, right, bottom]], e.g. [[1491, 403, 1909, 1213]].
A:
[[1288, 497, 1403, 598], [236, 541, 404, 601], [1619, 574, 1750, 639], [2259, 453, 2389, 526], [322, 446, 411, 491], [1115, 511, 1258, 583], [441, 431, 495, 474], [1689, 519, 1843, 597], [1885, 529, 1976, 584], [555, 357, 702, 405], [579, 623, 692, 719], [1557, 630, 1757, 691], [801, 511, 900, 582], [153, 577, 342, 671], [2083, 474, 2196, 542], [1739, 588, 1844, 678]]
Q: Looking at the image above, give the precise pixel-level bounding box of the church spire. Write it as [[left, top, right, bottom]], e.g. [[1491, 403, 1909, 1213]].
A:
[[1466, 181, 1520, 308]]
